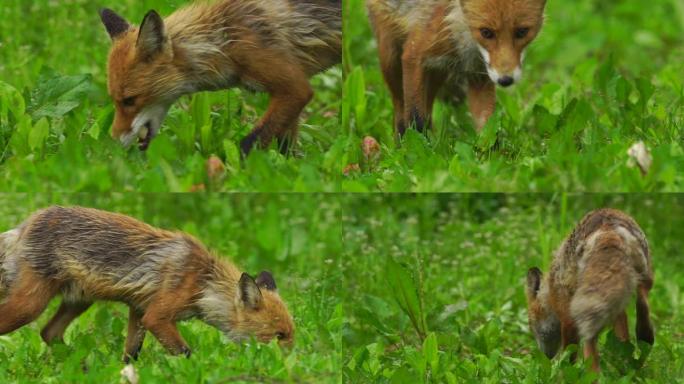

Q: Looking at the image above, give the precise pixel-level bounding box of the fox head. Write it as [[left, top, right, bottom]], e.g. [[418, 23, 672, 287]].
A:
[[525, 267, 561, 359], [100, 9, 182, 150], [231, 271, 295, 346], [460, 0, 546, 87]]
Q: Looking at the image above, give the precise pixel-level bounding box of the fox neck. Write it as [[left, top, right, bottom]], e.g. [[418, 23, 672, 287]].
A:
[[164, 41, 239, 96], [434, 4, 484, 73], [444, 3, 478, 51], [196, 259, 242, 335], [160, 10, 245, 96]]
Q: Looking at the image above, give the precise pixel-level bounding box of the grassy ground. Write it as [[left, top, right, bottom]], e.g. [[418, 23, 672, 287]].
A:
[[0, 0, 681, 192], [0, 194, 344, 383], [342, 194, 684, 382]]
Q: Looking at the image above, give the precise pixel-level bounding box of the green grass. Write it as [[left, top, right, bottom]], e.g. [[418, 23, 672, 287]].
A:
[[0, 194, 344, 383], [342, 194, 684, 382], [0, 0, 682, 192]]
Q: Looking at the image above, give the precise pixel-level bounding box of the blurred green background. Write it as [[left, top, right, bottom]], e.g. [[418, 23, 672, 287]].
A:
[[342, 194, 684, 382], [0, 194, 343, 383]]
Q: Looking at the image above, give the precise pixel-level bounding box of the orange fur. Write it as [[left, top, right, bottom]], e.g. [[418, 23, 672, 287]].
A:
[[367, 0, 545, 135]]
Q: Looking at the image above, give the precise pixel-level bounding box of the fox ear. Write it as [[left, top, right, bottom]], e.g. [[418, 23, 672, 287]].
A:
[[100, 8, 130, 40], [255, 271, 277, 291], [239, 273, 263, 310], [137, 10, 167, 59], [526, 267, 543, 298]]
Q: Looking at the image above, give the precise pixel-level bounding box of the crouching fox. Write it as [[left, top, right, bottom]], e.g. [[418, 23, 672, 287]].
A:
[[525, 209, 655, 372], [0, 206, 294, 362], [100, 0, 341, 153], [367, 0, 546, 135]]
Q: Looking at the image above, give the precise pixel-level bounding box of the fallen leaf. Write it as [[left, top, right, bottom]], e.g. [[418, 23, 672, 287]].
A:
[[343, 163, 361, 176], [206, 155, 226, 183]]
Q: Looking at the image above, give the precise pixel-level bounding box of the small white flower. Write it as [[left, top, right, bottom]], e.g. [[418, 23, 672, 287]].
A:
[[120, 364, 139, 384], [627, 141, 653, 175]]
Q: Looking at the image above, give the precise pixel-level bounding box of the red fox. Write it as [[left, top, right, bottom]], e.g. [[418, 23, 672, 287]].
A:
[[0, 207, 294, 362], [99, 0, 341, 153], [367, 0, 546, 135], [525, 209, 655, 372]]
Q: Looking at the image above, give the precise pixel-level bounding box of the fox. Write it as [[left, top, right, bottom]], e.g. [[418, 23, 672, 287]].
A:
[[525, 209, 655, 372], [0, 206, 294, 362], [99, 0, 341, 153], [367, 0, 546, 136]]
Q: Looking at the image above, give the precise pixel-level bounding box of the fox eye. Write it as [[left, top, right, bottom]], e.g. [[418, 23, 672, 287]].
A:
[[515, 27, 530, 39], [480, 28, 495, 39], [276, 332, 286, 340], [122, 96, 136, 107]]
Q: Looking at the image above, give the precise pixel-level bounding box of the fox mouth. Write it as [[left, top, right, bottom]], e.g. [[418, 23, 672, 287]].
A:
[[138, 122, 153, 151]]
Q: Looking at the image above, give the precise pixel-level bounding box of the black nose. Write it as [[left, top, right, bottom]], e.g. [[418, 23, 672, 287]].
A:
[[498, 76, 514, 87]]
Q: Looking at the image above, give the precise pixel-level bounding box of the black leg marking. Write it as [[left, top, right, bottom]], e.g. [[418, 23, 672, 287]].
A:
[[409, 107, 430, 133], [240, 129, 261, 157]]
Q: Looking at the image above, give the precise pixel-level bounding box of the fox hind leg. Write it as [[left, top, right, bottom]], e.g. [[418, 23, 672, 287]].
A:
[[0, 266, 57, 335], [613, 310, 629, 342], [123, 308, 146, 363], [636, 281, 655, 345], [40, 301, 92, 344]]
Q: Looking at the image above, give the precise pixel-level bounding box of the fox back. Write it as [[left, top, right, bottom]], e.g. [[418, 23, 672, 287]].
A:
[[7, 206, 189, 305]]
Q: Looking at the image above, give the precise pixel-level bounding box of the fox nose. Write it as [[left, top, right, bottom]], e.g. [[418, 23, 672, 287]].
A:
[[498, 76, 514, 87]]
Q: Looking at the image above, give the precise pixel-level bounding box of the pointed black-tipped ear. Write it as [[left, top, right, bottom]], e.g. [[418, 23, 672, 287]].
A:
[[256, 271, 277, 291], [100, 8, 130, 40], [137, 10, 167, 58], [239, 273, 263, 310], [526, 267, 543, 298]]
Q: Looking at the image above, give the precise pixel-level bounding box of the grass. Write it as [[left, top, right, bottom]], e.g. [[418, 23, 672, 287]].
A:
[[0, 194, 344, 383], [341, 194, 684, 382], [0, 0, 681, 192]]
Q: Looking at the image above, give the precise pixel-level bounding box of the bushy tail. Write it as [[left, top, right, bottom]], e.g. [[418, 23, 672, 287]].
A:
[[570, 250, 637, 341]]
